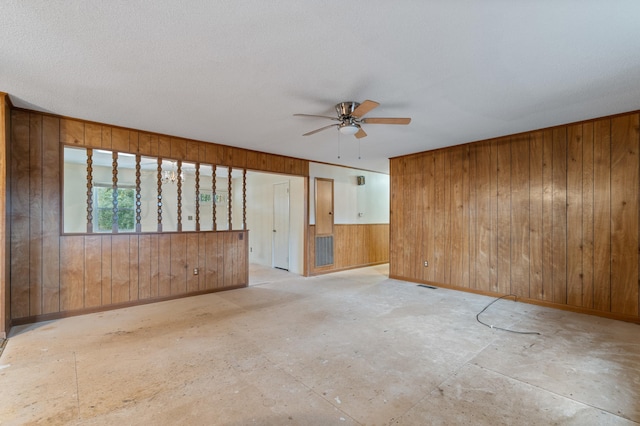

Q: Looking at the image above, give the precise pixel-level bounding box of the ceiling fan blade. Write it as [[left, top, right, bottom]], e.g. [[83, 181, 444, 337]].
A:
[[294, 114, 340, 121], [351, 100, 380, 118], [302, 123, 339, 136], [361, 117, 411, 125], [354, 128, 367, 139]]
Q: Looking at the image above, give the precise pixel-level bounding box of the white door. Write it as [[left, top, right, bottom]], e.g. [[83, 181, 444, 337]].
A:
[[273, 182, 290, 270]]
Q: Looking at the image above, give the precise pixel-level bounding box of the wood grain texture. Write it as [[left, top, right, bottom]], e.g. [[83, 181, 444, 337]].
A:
[[510, 134, 530, 297], [42, 115, 60, 314], [496, 138, 511, 295], [422, 153, 435, 283], [529, 131, 544, 299], [60, 118, 84, 146], [566, 124, 583, 306], [170, 234, 187, 295], [552, 128, 568, 304], [610, 114, 639, 316], [390, 110, 640, 322], [101, 236, 112, 305], [111, 235, 131, 303], [84, 235, 102, 308], [29, 113, 43, 315], [186, 233, 199, 293], [474, 142, 492, 292], [308, 224, 389, 275], [9, 109, 285, 322], [10, 110, 30, 318], [581, 122, 595, 309], [60, 236, 84, 311], [541, 129, 554, 302]]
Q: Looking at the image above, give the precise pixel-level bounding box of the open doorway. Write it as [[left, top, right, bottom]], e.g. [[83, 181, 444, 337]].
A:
[[245, 171, 305, 284]]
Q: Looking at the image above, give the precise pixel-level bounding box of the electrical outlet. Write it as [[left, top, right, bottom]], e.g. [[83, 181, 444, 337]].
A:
[[193, 268, 199, 275], [424, 261, 428, 267]]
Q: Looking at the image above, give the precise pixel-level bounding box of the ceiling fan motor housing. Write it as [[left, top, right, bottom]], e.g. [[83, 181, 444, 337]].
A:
[[336, 102, 359, 118]]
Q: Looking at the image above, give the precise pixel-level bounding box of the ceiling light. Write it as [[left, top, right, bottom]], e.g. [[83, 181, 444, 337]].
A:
[[339, 123, 359, 135]]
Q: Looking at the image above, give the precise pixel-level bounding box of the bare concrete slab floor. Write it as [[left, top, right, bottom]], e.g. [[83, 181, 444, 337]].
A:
[[1, 264, 639, 425]]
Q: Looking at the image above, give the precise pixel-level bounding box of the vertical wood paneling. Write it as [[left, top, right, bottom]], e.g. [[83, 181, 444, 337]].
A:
[[60, 118, 84, 146], [552, 128, 567, 304], [422, 153, 435, 283], [433, 150, 446, 284], [510, 134, 530, 297], [158, 234, 171, 296], [529, 131, 544, 299], [129, 235, 139, 301], [101, 236, 112, 305], [170, 234, 187, 295], [186, 233, 199, 293], [566, 124, 584, 306], [84, 235, 102, 308], [390, 159, 403, 276], [101, 126, 112, 149], [85, 123, 102, 147], [496, 138, 511, 295], [207, 232, 221, 289], [10, 110, 283, 321], [390, 110, 640, 322], [475, 142, 492, 291], [443, 150, 452, 284], [610, 114, 639, 316], [449, 147, 465, 287], [111, 128, 129, 152], [111, 235, 131, 303], [403, 156, 420, 279], [461, 146, 470, 288], [489, 140, 499, 292], [10, 110, 30, 318], [129, 131, 139, 154], [541, 129, 554, 301], [468, 146, 478, 289], [149, 234, 160, 298], [138, 235, 151, 300], [198, 233, 207, 290], [42, 115, 60, 314], [29, 113, 43, 315], [582, 122, 595, 308], [159, 136, 171, 158], [60, 236, 84, 311]]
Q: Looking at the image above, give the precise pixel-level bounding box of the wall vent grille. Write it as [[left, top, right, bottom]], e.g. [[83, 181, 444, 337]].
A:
[[315, 236, 334, 266]]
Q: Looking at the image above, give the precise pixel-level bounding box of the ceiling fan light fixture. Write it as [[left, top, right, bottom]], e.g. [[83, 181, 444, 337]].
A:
[[339, 122, 359, 135]]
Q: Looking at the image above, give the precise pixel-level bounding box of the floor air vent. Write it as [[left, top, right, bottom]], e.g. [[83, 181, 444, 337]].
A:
[[315, 236, 334, 266]]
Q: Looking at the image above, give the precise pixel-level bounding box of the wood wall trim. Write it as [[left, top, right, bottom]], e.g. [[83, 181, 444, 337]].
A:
[[390, 110, 640, 322]]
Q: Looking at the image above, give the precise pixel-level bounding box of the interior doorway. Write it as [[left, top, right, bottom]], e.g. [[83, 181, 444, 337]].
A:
[[272, 181, 290, 270], [245, 171, 305, 278]]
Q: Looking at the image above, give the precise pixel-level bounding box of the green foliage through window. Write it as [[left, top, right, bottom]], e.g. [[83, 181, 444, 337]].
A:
[[95, 186, 135, 232]]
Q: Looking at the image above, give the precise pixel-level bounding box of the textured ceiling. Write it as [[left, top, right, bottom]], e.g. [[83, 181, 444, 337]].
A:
[[2, 1, 640, 173]]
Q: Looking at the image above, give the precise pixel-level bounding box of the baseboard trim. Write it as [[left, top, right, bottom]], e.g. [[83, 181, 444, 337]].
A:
[[389, 274, 640, 325], [10, 284, 247, 327]]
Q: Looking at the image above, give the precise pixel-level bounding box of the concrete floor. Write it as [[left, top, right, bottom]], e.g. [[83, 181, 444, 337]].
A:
[[1, 264, 639, 425]]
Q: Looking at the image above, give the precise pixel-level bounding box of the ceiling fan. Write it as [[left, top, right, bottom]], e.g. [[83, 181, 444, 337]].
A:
[[294, 100, 411, 139]]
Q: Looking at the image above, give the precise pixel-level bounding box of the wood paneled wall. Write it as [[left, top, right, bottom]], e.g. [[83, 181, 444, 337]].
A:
[[308, 224, 389, 275], [8, 109, 306, 324], [390, 112, 640, 323], [57, 115, 309, 176], [1, 93, 9, 337]]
